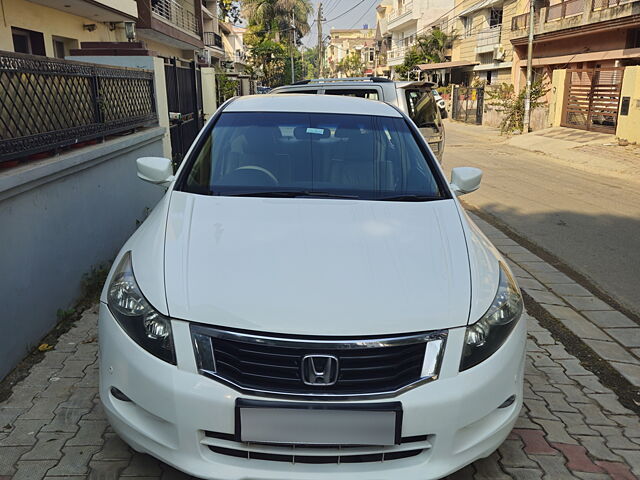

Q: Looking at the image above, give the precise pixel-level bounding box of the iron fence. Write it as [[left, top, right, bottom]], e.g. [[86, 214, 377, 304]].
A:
[[592, 0, 634, 9], [451, 86, 484, 125], [0, 51, 157, 163]]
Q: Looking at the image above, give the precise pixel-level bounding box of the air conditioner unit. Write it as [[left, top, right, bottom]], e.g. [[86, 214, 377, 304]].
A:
[[493, 45, 506, 61]]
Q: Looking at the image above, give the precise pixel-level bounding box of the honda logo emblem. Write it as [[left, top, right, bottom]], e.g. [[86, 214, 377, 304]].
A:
[[301, 355, 339, 386]]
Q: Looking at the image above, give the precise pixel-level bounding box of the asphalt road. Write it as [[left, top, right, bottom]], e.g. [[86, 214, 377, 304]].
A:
[[442, 121, 640, 317]]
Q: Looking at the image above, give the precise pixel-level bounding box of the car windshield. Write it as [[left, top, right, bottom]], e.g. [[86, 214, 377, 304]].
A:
[[181, 112, 443, 201]]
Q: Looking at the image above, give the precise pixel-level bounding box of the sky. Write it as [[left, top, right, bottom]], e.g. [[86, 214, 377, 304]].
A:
[[301, 0, 380, 47]]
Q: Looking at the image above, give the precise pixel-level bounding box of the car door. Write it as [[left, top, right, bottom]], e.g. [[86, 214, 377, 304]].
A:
[[403, 88, 445, 163]]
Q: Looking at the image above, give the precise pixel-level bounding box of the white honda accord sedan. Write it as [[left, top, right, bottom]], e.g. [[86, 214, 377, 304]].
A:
[[99, 94, 526, 479]]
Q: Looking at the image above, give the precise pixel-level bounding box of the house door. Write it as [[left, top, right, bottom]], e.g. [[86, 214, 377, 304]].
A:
[[561, 67, 624, 134]]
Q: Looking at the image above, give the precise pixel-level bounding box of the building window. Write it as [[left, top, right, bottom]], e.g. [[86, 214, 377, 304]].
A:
[[489, 8, 503, 27], [12, 27, 46, 56], [369, 48, 375, 62], [461, 17, 472, 38], [486, 70, 493, 85]]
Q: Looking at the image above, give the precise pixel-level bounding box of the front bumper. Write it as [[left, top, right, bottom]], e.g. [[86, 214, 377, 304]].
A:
[[99, 305, 526, 480]]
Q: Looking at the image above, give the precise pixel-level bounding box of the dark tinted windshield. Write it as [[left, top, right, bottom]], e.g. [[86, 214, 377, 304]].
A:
[[181, 112, 443, 200]]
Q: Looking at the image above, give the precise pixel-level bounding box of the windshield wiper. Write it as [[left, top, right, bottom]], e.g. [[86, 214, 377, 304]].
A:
[[223, 190, 359, 199], [376, 195, 441, 202]]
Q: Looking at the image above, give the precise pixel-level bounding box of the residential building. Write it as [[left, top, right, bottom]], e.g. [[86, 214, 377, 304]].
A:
[[325, 27, 376, 77], [385, 0, 456, 77], [446, 0, 518, 86], [220, 23, 247, 73], [201, 0, 226, 67], [374, 0, 394, 76], [509, 0, 640, 89], [135, 0, 204, 59], [0, 0, 137, 57]]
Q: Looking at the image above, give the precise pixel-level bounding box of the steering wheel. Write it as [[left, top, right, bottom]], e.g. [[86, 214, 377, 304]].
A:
[[235, 166, 279, 185]]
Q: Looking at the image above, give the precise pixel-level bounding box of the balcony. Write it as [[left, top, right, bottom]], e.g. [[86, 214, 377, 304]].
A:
[[152, 0, 201, 36], [511, 12, 531, 30], [204, 32, 223, 48], [388, 1, 417, 30], [27, 0, 137, 21], [387, 46, 407, 66], [475, 25, 502, 53], [546, 0, 584, 21], [511, 0, 640, 42], [592, 0, 635, 9]]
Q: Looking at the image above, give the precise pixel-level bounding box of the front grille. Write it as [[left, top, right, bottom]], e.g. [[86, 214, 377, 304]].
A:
[[191, 326, 447, 396], [202, 430, 433, 464]]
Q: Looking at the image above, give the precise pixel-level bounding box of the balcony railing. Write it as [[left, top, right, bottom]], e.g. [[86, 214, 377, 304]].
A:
[[388, 1, 414, 22], [546, 0, 584, 21], [477, 24, 502, 46], [592, 0, 634, 9], [388, 46, 407, 61], [204, 31, 223, 48], [511, 13, 529, 30], [152, 0, 201, 36]]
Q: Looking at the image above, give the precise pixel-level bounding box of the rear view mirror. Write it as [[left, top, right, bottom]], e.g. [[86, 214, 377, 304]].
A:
[[450, 167, 482, 196], [137, 157, 174, 187]]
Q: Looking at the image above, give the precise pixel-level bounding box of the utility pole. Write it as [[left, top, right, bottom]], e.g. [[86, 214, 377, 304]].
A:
[[291, 10, 296, 84], [522, 0, 536, 133], [317, 3, 323, 77]]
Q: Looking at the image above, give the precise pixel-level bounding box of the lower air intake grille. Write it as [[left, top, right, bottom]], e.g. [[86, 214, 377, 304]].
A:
[[202, 430, 433, 464]]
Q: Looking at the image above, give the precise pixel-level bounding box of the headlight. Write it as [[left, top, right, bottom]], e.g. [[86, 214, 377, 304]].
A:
[[107, 251, 176, 365], [460, 263, 523, 371]]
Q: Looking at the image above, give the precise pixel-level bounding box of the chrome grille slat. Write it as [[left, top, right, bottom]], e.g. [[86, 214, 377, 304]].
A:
[[190, 325, 447, 399]]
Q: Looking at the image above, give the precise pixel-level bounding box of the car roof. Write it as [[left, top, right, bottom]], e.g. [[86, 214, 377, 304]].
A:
[[225, 94, 403, 118]]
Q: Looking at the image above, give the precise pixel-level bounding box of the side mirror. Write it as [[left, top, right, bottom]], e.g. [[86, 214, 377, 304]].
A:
[[450, 167, 482, 196], [137, 157, 174, 187], [439, 107, 448, 119]]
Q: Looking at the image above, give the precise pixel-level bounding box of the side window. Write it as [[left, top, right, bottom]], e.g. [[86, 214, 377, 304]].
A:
[[278, 89, 318, 94], [324, 89, 380, 100], [405, 90, 441, 129]]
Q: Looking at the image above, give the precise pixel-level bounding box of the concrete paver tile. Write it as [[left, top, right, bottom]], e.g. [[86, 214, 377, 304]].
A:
[[0, 445, 30, 475], [583, 311, 637, 328], [548, 283, 593, 297], [11, 460, 57, 480], [46, 445, 101, 476], [605, 328, 640, 348], [541, 305, 611, 341], [21, 432, 74, 460], [583, 339, 637, 364], [87, 460, 130, 480], [121, 453, 163, 476], [609, 362, 640, 387], [563, 296, 614, 312]]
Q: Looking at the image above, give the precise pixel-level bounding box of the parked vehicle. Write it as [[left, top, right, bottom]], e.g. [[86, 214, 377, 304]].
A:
[[100, 94, 525, 480], [272, 77, 446, 162]]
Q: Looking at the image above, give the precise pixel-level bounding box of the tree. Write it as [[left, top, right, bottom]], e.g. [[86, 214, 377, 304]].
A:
[[396, 29, 458, 78], [243, 0, 312, 42], [486, 80, 550, 134], [242, 0, 313, 87], [218, 0, 241, 24], [337, 51, 365, 77]]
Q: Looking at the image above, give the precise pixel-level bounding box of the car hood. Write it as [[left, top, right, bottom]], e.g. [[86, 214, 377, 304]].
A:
[[164, 192, 472, 336]]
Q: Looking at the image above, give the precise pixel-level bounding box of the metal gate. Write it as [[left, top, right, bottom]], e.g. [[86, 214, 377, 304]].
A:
[[164, 58, 204, 166], [452, 86, 484, 125], [561, 67, 624, 134]]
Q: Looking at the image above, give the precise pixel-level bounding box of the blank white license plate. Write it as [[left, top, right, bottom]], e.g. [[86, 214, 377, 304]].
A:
[[236, 400, 401, 446]]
